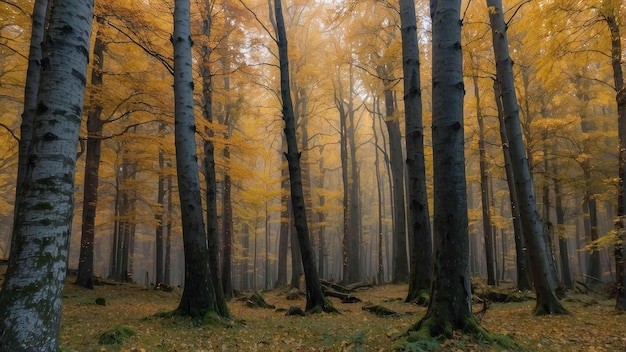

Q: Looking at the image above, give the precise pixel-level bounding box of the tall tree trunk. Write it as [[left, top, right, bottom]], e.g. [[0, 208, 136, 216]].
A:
[[200, 3, 230, 317], [173, 0, 218, 318], [494, 80, 532, 291], [274, 0, 332, 312], [487, 0, 566, 315], [382, 86, 409, 284], [606, 11, 626, 311], [221, 147, 233, 297], [0, 0, 94, 349], [289, 210, 302, 288], [164, 173, 173, 285], [155, 146, 166, 285], [553, 171, 572, 289], [473, 74, 496, 286], [76, 16, 106, 289], [275, 155, 289, 288], [372, 108, 385, 284], [10, 0, 48, 256], [401, 0, 432, 303], [410, 0, 478, 336]]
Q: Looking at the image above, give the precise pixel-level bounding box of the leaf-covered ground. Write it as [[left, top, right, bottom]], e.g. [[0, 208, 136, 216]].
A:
[[58, 277, 626, 351]]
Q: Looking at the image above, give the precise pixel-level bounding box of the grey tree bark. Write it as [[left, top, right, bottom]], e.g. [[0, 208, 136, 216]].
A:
[[0, 0, 94, 349], [494, 80, 532, 291], [172, 0, 218, 318], [487, 0, 566, 315], [400, 0, 432, 303], [410, 0, 480, 337]]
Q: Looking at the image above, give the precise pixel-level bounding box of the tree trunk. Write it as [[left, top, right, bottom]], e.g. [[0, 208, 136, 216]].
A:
[[381, 86, 409, 284], [275, 155, 289, 288], [474, 74, 496, 286], [606, 11, 626, 311], [173, 0, 218, 318], [487, 0, 566, 315], [553, 172, 572, 289], [372, 108, 385, 284], [494, 80, 532, 291], [11, 0, 48, 257], [0, 0, 94, 349], [155, 146, 166, 285], [274, 0, 332, 312], [200, 8, 230, 317], [411, 0, 478, 336], [164, 174, 173, 285], [221, 147, 233, 297], [76, 16, 106, 289], [400, 0, 432, 303]]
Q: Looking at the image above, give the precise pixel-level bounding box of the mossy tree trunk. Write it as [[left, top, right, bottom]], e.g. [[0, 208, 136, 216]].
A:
[[0, 0, 94, 349]]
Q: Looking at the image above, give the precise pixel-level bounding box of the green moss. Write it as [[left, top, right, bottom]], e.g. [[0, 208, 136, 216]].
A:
[[98, 325, 136, 346]]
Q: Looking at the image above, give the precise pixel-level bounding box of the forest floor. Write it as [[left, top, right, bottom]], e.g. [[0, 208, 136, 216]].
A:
[[55, 275, 625, 352]]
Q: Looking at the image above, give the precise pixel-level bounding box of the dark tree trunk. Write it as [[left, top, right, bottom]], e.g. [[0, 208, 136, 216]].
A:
[[372, 107, 385, 284], [488, 0, 566, 315], [400, 0, 432, 304], [553, 172, 572, 289], [274, 0, 332, 312], [164, 173, 173, 285], [173, 0, 218, 318], [275, 156, 289, 288], [411, 0, 479, 336], [473, 74, 496, 286], [155, 147, 166, 285], [200, 10, 230, 317], [494, 80, 532, 291], [220, 147, 233, 297], [290, 211, 302, 288], [76, 16, 105, 289]]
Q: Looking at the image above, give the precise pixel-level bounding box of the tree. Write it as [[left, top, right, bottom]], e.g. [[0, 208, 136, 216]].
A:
[[409, 0, 482, 339], [172, 0, 219, 318], [400, 0, 432, 303], [273, 0, 333, 312], [0, 0, 94, 349], [487, 0, 567, 315]]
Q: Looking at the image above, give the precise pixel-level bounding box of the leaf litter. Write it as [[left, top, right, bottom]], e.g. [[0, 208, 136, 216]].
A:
[[58, 277, 626, 351]]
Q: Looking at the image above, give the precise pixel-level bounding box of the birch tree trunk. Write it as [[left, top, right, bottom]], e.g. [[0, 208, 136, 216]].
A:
[[400, 0, 432, 304], [487, 0, 566, 315], [0, 0, 94, 349], [274, 0, 333, 312], [172, 0, 218, 317]]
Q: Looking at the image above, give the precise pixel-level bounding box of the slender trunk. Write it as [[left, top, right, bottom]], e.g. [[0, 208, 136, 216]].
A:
[[400, 0, 432, 303], [488, 0, 566, 314], [220, 148, 233, 297], [275, 155, 289, 288], [76, 16, 106, 289], [0, 0, 94, 349], [553, 172, 572, 289], [155, 146, 165, 285], [474, 74, 495, 286], [494, 80, 532, 291], [164, 174, 173, 285], [274, 0, 332, 311], [373, 109, 385, 284]]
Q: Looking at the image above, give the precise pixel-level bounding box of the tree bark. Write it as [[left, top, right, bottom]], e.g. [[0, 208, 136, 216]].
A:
[[275, 154, 289, 288], [400, 0, 432, 303], [487, 0, 566, 315], [0, 0, 94, 349], [11, 0, 48, 257], [411, 0, 478, 336], [172, 0, 218, 318], [494, 80, 532, 291], [76, 16, 106, 289], [473, 74, 496, 286], [274, 0, 332, 312]]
